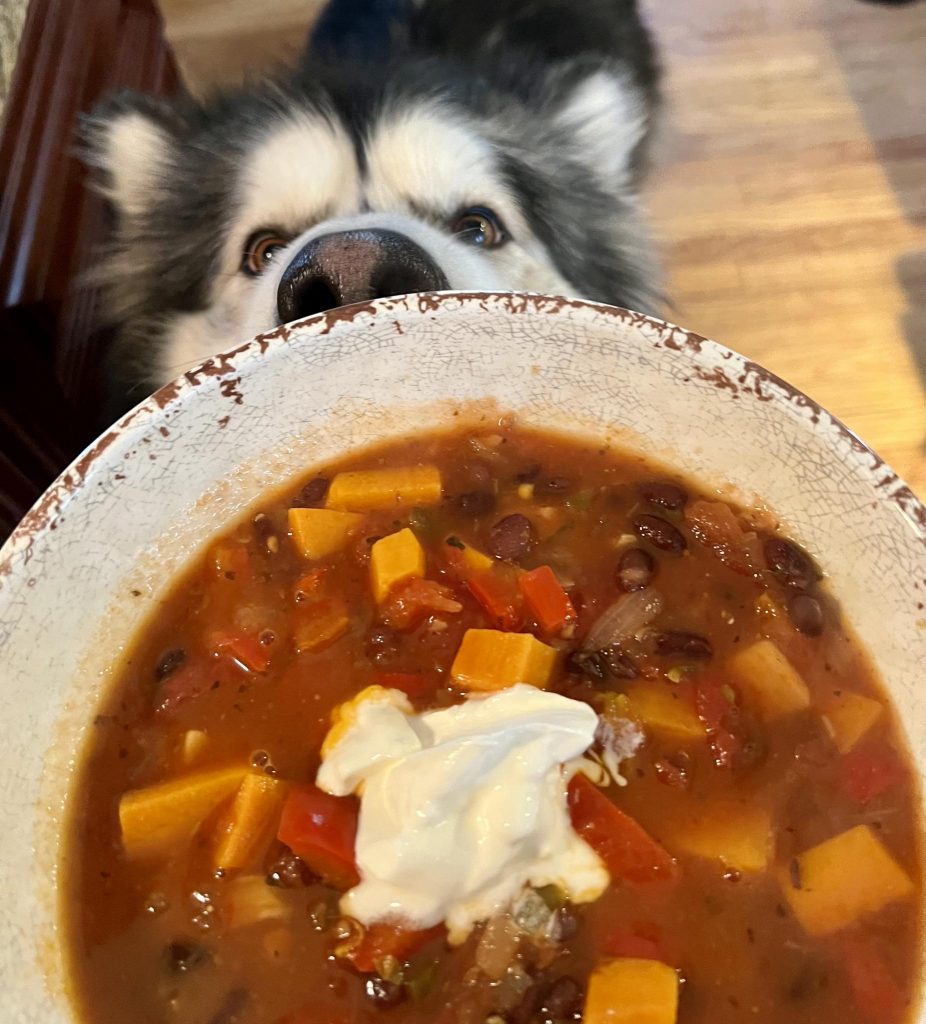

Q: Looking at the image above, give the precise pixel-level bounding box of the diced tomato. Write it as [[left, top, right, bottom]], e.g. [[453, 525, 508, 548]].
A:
[[695, 674, 743, 769], [292, 568, 329, 604], [375, 672, 435, 700], [517, 565, 577, 635], [843, 936, 906, 1021], [466, 571, 523, 631], [568, 773, 678, 883], [380, 577, 463, 630], [685, 500, 761, 577], [277, 785, 360, 890], [210, 629, 272, 673], [348, 921, 445, 973], [840, 745, 906, 805], [605, 924, 669, 963]]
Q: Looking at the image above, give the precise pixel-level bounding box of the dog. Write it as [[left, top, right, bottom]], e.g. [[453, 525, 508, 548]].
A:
[[81, 0, 661, 411]]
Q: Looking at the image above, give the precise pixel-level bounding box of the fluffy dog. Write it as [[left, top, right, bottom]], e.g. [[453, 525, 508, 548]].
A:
[[82, 0, 660, 409]]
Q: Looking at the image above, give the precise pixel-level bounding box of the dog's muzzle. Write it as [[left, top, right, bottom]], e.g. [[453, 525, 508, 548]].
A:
[[276, 229, 450, 322]]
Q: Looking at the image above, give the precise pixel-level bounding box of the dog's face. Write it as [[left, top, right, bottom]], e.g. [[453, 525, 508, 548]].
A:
[[83, 60, 659, 397]]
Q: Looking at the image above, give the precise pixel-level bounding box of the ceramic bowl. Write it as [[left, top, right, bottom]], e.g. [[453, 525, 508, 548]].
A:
[[0, 293, 923, 1020]]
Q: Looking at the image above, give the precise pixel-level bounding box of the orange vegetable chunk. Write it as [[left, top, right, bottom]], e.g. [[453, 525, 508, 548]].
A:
[[821, 691, 883, 753], [214, 772, 288, 871], [326, 466, 441, 511], [370, 528, 426, 603], [624, 681, 705, 741], [726, 638, 810, 721], [669, 799, 773, 873], [584, 957, 679, 1024], [288, 507, 364, 560], [778, 824, 914, 935], [450, 628, 557, 691], [119, 765, 246, 860]]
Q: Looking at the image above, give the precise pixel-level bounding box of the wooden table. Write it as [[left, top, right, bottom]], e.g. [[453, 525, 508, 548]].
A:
[[162, 0, 926, 498], [643, 0, 925, 498]]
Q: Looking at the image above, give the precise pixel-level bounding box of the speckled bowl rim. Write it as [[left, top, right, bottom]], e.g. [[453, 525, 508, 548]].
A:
[[4, 292, 924, 566]]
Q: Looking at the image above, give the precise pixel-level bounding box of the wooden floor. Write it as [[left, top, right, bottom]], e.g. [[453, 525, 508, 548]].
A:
[[159, 0, 926, 497]]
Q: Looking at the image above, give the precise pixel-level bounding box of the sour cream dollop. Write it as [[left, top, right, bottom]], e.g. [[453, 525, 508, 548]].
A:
[[317, 683, 609, 941]]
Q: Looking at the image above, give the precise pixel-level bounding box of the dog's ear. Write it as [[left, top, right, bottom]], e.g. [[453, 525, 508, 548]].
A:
[[79, 91, 185, 221], [552, 67, 649, 186]]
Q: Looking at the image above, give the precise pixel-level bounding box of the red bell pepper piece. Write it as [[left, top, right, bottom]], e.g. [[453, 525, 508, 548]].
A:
[[349, 921, 444, 973], [211, 629, 272, 673], [840, 745, 906, 805], [466, 571, 523, 631], [277, 785, 360, 890], [517, 565, 577, 635], [843, 936, 906, 1021], [568, 773, 678, 883], [375, 672, 435, 700]]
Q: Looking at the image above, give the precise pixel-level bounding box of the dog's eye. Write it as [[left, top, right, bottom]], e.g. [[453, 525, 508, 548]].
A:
[[451, 207, 508, 248], [242, 232, 290, 275]]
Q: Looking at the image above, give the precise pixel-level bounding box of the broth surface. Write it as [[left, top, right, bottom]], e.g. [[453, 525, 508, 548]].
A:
[[65, 424, 923, 1024]]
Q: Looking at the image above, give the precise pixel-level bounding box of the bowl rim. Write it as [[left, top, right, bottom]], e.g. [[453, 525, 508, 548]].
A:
[[2, 290, 924, 575]]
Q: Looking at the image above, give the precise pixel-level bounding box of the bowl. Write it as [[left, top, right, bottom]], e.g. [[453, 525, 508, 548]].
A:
[[0, 292, 923, 1020]]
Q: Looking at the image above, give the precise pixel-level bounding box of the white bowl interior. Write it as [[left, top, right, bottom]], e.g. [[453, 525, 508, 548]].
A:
[[0, 293, 923, 1019]]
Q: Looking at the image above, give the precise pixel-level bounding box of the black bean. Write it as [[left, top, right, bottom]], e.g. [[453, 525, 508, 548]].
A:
[[566, 649, 608, 682], [633, 514, 687, 553], [165, 940, 209, 973], [616, 547, 655, 592], [789, 593, 824, 636], [489, 513, 535, 561], [155, 648, 186, 681], [294, 476, 329, 507], [655, 631, 713, 660], [764, 538, 817, 590], [639, 481, 688, 510], [516, 464, 542, 483], [567, 646, 638, 682], [365, 626, 400, 665], [549, 908, 579, 943], [252, 512, 277, 553], [601, 645, 640, 679], [542, 976, 583, 1019], [266, 851, 313, 888], [364, 975, 406, 1008], [457, 490, 496, 516]]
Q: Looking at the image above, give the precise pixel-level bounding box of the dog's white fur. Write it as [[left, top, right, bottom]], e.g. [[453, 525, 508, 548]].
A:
[[95, 69, 655, 386]]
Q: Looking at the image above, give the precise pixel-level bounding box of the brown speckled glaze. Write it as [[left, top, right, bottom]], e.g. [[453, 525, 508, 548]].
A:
[[0, 292, 923, 1020]]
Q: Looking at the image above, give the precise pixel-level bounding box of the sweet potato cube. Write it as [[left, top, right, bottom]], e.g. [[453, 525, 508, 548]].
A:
[[326, 465, 442, 511], [451, 629, 557, 691], [624, 682, 705, 741], [726, 639, 810, 721], [288, 507, 363, 560], [584, 958, 678, 1024], [454, 538, 494, 574], [822, 692, 883, 754], [214, 772, 288, 872], [370, 528, 426, 602], [119, 765, 246, 860], [670, 800, 772, 873], [778, 825, 914, 935]]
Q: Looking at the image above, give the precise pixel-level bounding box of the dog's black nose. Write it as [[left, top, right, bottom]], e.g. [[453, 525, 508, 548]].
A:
[[276, 229, 450, 322]]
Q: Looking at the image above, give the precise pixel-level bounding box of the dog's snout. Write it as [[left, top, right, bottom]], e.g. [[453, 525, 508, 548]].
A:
[[276, 229, 450, 322]]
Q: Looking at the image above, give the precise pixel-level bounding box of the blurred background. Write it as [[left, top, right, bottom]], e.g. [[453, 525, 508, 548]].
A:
[[0, 0, 923, 539]]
